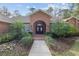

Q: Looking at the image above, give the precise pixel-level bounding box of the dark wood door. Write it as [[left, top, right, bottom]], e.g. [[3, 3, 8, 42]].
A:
[[36, 24, 43, 34]]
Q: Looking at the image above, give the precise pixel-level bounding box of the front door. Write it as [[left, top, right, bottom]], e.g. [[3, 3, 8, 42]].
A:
[[36, 23, 43, 34]]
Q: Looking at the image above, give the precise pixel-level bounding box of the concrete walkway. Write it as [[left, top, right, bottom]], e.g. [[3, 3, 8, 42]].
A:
[[29, 40, 51, 56]]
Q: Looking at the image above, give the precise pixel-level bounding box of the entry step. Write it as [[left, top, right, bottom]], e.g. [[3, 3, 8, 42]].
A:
[[33, 35, 45, 40]]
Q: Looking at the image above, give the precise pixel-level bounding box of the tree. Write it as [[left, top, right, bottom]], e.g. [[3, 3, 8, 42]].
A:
[[14, 10, 20, 16], [72, 3, 79, 16], [10, 20, 25, 39], [29, 7, 35, 13], [0, 6, 12, 17], [62, 9, 71, 19], [6, 12, 11, 17], [47, 7, 53, 14], [68, 3, 75, 11], [0, 8, 2, 14], [53, 4, 75, 19], [51, 22, 77, 38], [2, 6, 8, 15]]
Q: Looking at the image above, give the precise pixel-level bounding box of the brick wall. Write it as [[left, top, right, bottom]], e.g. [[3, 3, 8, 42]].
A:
[[30, 11, 51, 34]]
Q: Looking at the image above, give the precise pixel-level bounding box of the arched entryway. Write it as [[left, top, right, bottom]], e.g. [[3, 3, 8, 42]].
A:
[[34, 21, 46, 34]]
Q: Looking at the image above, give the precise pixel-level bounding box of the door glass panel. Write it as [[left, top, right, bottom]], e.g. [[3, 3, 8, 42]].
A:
[[37, 27, 39, 31], [40, 27, 42, 31], [35, 22, 45, 34]]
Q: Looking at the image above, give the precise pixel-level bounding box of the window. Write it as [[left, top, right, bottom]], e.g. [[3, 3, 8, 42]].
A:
[[24, 24, 31, 32]]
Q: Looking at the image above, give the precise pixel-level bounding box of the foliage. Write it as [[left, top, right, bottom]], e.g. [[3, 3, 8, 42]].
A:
[[0, 19, 33, 56], [14, 10, 20, 16], [29, 7, 35, 12], [0, 20, 24, 43], [10, 20, 25, 33], [44, 32, 52, 37], [51, 22, 78, 38], [10, 20, 25, 39], [10, 20, 33, 47], [72, 4, 79, 16], [47, 7, 53, 13], [0, 33, 16, 44], [45, 36, 79, 56], [45, 36, 55, 46], [19, 33, 33, 47], [9, 20, 33, 47], [62, 9, 71, 19], [0, 20, 33, 46]]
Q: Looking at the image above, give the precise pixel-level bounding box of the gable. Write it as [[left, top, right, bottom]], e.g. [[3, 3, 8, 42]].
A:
[[64, 17, 79, 22], [30, 10, 52, 18], [30, 10, 51, 24]]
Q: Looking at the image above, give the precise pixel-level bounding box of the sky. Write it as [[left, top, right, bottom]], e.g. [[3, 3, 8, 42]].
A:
[[0, 3, 71, 16]]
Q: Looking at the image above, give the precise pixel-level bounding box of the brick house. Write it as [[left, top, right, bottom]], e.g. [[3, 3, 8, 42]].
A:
[[0, 14, 11, 34], [64, 16, 79, 29], [0, 10, 52, 35]]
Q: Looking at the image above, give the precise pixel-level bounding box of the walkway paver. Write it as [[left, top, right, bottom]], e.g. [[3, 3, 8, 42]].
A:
[[29, 40, 51, 56]]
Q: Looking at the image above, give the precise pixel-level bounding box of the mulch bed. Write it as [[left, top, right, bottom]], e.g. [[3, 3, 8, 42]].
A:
[[0, 40, 32, 56], [49, 37, 77, 52]]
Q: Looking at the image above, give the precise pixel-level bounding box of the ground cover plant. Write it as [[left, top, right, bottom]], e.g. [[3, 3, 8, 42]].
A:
[[45, 21, 79, 56], [0, 20, 33, 56]]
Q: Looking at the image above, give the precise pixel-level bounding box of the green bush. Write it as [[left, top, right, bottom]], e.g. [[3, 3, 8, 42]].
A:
[[45, 36, 55, 47], [10, 20, 25, 33], [0, 33, 16, 44], [19, 33, 33, 47], [45, 36, 53, 43], [45, 32, 51, 35], [0, 20, 33, 46], [9, 20, 26, 39], [51, 22, 78, 38], [28, 32, 32, 35]]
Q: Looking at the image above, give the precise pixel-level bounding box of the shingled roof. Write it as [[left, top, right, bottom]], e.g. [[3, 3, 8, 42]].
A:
[[0, 14, 31, 23], [0, 14, 12, 23], [11, 15, 30, 23], [63, 16, 79, 22]]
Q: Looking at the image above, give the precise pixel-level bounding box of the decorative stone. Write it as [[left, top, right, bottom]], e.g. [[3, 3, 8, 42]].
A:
[[7, 46, 10, 49], [0, 49, 4, 52], [9, 47, 13, 50], [2, 44, 6, 47]]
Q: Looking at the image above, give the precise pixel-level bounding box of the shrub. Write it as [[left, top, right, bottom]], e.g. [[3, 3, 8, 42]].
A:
[[51, 22, 78, 38], [45, 32, 52, 37], [45, 36, 53, 44], [45, 36, 55, 47], [10, 20, 25, 33], [0, 20, 33, 47], [19, 33, 33, 47], [28, 32, 32, 35], [0, 33, 16, 44], [10, 20, 25, 39]]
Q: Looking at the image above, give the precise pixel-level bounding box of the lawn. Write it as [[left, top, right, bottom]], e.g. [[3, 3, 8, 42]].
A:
[[45, 36, 79, 56]]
